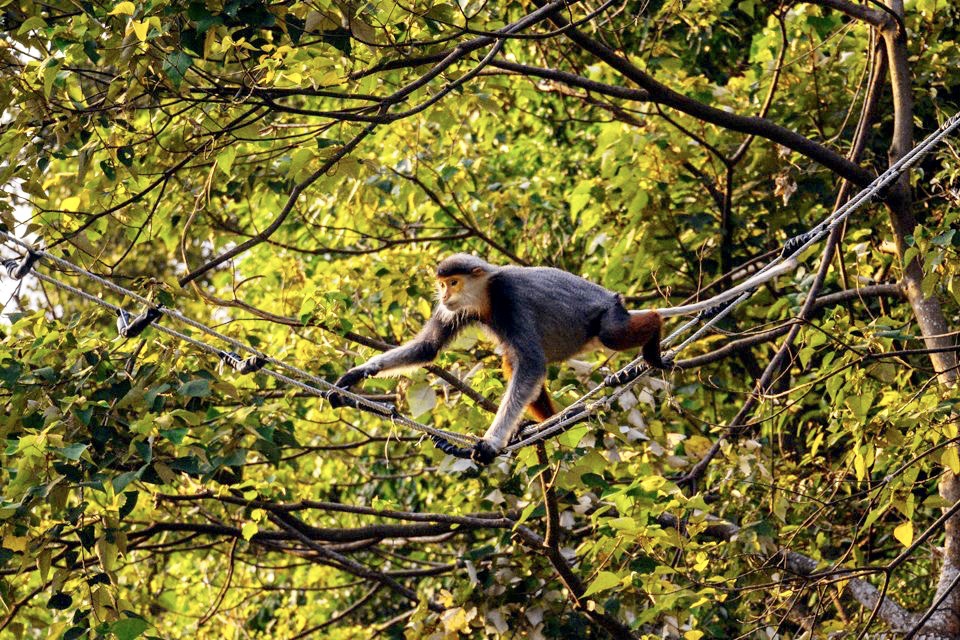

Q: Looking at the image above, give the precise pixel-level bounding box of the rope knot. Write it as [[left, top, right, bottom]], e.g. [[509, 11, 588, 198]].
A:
[[220, 351, 267, 374], [116, 306, 163, 338], [3, 249, 40, 280]]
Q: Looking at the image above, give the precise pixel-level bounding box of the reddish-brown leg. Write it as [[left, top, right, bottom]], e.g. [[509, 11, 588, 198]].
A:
[[528, 387, 556, 422]]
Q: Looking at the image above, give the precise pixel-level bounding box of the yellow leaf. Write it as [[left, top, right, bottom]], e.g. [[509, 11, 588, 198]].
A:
[[97, 538, 118, 571], [640, 475, 666, 491], [894, 521, 914, 547], [437, 589, 456, 608], [685, 631, 705, 640], [853, 450, 866, 481], [91, 586, 108, 620], [942, 447, 960, 474], [685, 435, 713, 461], [38, 549, 51, 582], [241, 522, 258, 540], [41, 59, 60, 99], [441, 607, 471, 633], [109, 1, 136, 15], [406, 383, 436, 418], [2, 534, 28, 552], [61, 196, 81, 212], [130, 19, 149, 42]]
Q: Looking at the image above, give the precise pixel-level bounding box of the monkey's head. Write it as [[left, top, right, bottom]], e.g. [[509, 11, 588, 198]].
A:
[[435, 254, 495, 314]]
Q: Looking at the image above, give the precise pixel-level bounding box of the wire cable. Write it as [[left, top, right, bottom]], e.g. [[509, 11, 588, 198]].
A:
[[3, 110, 958, 456]]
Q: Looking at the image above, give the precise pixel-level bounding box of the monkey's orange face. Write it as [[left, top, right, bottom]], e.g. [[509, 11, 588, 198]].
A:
[[437, 276, 465, 309]]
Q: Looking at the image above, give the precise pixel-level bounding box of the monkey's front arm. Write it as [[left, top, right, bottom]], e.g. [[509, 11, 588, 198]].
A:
[[328, 313, 460, 408]]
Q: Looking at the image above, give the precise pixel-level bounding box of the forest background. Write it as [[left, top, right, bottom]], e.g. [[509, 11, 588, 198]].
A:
[[2, 0, 960, 638]]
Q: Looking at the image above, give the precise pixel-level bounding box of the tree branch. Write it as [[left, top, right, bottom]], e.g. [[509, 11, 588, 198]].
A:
[[542, 3, 876, 186]]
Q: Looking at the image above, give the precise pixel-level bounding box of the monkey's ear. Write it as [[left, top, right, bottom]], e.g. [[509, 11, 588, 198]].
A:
[[471, 267, 485, 276]]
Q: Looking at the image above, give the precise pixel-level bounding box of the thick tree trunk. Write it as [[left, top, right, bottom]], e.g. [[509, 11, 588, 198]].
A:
[[881, 2, 960, 636]]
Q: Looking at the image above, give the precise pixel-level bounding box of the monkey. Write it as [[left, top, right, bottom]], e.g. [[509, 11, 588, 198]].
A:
[[328, 254, 796, 464]]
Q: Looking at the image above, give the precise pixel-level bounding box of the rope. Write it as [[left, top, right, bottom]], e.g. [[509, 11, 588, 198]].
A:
[[3, 110, 958, 458], [0, 238, 477, 447]]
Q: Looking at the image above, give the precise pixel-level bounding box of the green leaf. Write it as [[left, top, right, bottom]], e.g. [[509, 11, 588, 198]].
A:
[[99, 160, 116, 181], [17, 16, 48, 34], [177, 379, 210, 398], [111, 617, 150, 640], [160, 427, 189, 444], [62, 626, 88, 640], [41, 59, 61, 99], [288, 148, 314, 177], [558, 425, 590, 449], [57, 443, 88, 461], [217, 146, 237, 175], [117, 146, 135, 167], [569, 180, 594, 216], [112, 470, 138, 492], [47, 592, 73, 609], [407, 383, 436, 418], [119, 491, 139, 520], [316, 138, 342, 149], [320, 26, 351, 55], [83, 39, 101, 63], [187, 1, 223, 32], [162, 51, 193, 89], [583, 571, 621, 598]]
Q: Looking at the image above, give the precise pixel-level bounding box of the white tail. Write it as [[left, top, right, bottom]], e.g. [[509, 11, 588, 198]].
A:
[[632, 258, 798, 318]]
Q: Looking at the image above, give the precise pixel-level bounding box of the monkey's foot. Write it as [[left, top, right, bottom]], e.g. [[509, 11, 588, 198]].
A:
[[657, 356, 676, 371], [470, 441, 499, 465], [604, 365, 642, 387], [431, 435, 473, 459]]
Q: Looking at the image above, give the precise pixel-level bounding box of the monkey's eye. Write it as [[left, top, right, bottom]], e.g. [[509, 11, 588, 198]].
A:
[[448, 279, 458, 288]]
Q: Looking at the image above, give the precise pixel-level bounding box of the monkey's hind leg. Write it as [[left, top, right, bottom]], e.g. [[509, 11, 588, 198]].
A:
[[504, 356, 555, 424], [598, 308, 671, 370]]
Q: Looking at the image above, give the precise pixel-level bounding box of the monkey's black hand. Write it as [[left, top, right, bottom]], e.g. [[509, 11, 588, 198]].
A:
[[470, 440, 499, 465], [327, 363, 380, 408]]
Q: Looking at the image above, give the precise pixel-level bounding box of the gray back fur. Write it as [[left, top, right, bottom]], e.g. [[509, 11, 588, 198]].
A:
[[498, 265, 620, 362]]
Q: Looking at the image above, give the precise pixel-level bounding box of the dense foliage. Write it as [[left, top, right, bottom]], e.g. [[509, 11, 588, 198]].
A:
[[1, 0, 960, 638]]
